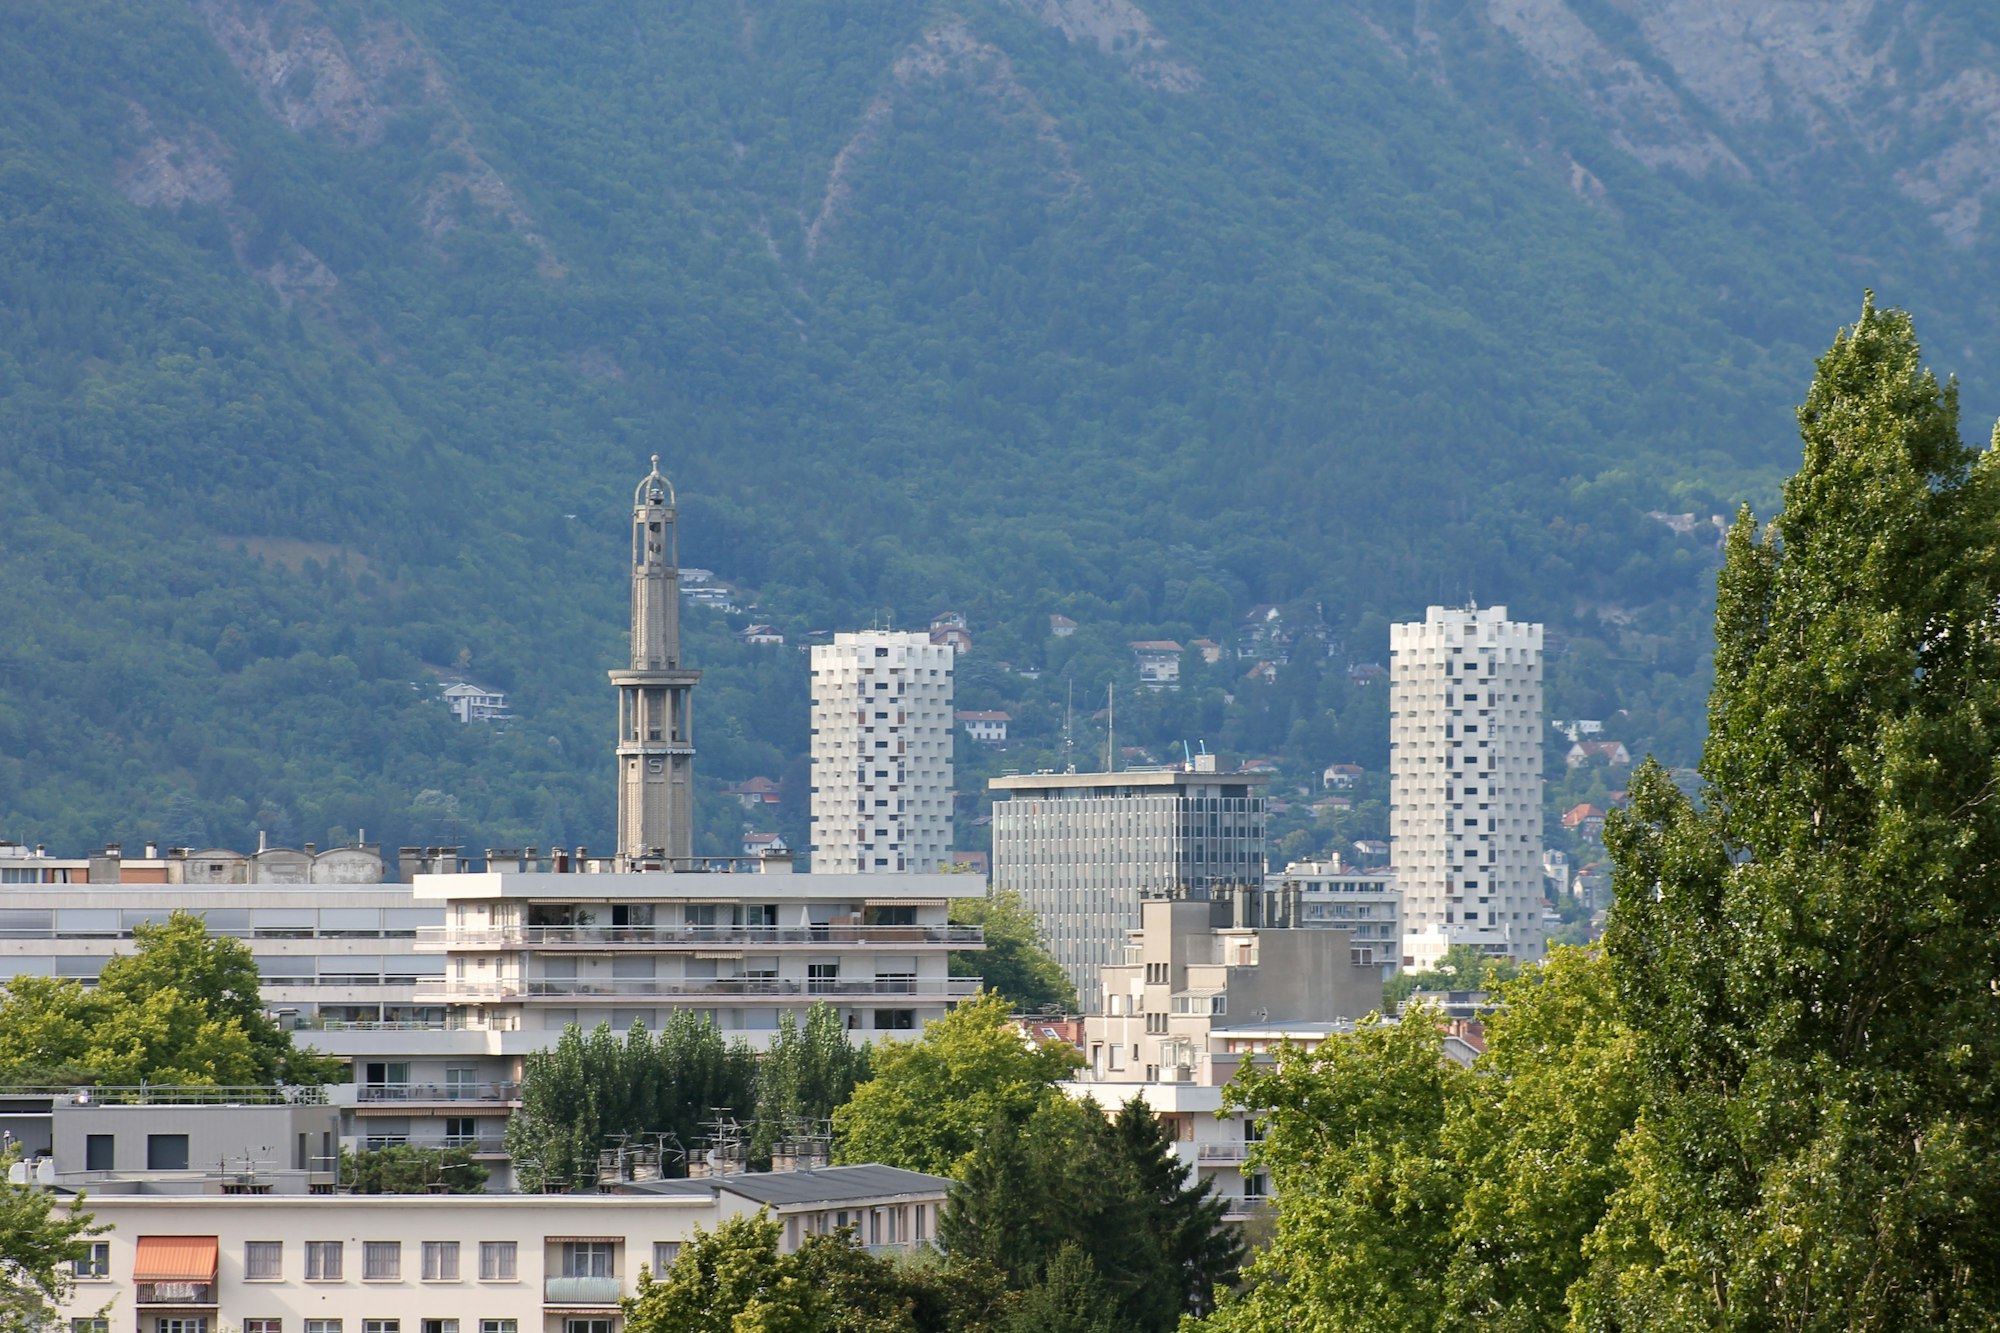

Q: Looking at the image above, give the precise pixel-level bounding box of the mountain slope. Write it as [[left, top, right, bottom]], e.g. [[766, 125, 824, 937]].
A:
[[2, 0, 1995, 859]]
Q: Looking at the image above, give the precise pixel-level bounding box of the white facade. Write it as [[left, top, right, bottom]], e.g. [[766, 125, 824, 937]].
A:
[[808, 632, 955, 873], [52, 1170, 949, 1333], [1390, 605, 1546, 970], [1277, 858, 1401, 980]]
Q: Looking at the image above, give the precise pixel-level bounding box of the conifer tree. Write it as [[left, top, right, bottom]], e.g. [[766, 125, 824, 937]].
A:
[[1585, 295, 2000, 1330]]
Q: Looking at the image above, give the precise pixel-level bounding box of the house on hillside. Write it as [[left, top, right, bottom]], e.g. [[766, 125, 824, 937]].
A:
[[1189, 638, 1224, 665], [1322, 763, 1364, 790], [742, 832, 789, 857], [929, 612, 972, 655], [956, 710, 1011, 744], [724, 777, 783, 811], [1566, 739, 1631, 768], [1562, 804, 1608, 838], [1130, 640, 1184, 688], [440, 681, 510, 724], [1048, 613, 1077, 638], [1239, 756, 1281, 776], [1311, 796, 1353, 817], [736, 623, 784, 646], [1243, 660, 1278, 685], [1351, 839, 1390, 863], [1346, 662, 1386, 686]]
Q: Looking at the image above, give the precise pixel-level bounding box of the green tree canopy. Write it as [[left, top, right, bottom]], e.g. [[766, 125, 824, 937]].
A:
[[751, 1003, 872, 1166], [0, 1147, 103, 1333], [832, 991, 1082, 1176], [624, 1212, 821, 1333], [340, 1143, 488, 1194], [949, 890, 1078, 1014], [1582, 295, 2000, 1328], [0, 912, 335, 1086]]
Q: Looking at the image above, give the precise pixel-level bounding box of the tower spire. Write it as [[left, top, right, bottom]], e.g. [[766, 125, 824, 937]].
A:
[[611, 456, 700, 867]]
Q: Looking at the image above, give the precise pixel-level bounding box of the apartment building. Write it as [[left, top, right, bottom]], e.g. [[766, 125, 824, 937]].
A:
[[1389, 605, 1546, 970], [988, 761, 1267, 999], [1275, 857, 1401, 980], [808, 631, 955, 872], [1063, 895, 1384, 1219], [48, 1167, 950, 1333]]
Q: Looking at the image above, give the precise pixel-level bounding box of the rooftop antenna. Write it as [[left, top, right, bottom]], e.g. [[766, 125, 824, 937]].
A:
[[1105, 683, 1116, 773], [1183, 739, 1192, 769], [1063, 679, 1075, 774]]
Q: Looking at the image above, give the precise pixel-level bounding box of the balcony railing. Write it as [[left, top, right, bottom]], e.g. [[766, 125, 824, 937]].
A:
[[1195, 1143, 1254, 1163], [136, 1281, 217, 1305], [545, 1274, 622, 1304], [416, 977, 983, 1002], [1218, 1195, 1275, 1218], [0, 1084, 325, 1106], [419, 923, 983, 949], [358, 1081, 519, 1104]]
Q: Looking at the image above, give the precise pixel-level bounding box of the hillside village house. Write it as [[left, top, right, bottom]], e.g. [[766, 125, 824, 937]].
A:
[[1048, 613, 1077, 637], [1565, 739, 1631, 767], [440, 681, 509, 724], [955, 710, 1011, 744], [1321, 763, 1364, 790], [1129, 640, 1183, 688], [735, 624, 784, 645], [722, 777, 783, 811], [928, 612, 972, 655], [1562, 803, 1608, 838]]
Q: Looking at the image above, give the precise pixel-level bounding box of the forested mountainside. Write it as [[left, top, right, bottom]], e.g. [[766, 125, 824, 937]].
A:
[[3, 0, 1998, 862]]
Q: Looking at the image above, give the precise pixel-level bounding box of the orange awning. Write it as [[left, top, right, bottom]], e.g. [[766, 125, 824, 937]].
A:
[[134, 1236, 218, 1282]]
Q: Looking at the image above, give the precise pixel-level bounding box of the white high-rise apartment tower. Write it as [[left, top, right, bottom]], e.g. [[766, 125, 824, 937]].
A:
[[1390, 605, 1545, 970], [810, 631, 955, 871]]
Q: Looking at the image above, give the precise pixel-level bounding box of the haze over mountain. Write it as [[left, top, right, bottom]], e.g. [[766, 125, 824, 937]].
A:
[[4, 0, 1998, 859]]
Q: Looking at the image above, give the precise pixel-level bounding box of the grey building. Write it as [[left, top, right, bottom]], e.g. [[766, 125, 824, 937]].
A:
[[989, 761, 1267, 999]]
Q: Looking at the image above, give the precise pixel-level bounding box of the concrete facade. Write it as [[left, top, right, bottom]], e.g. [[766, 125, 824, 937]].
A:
[[613, 458, 700, 867], [1390, 605, 1546, 969], [1277, 857, 1401, 980], [808, 632, 955, 873], [988, 764, 1267, 1000]]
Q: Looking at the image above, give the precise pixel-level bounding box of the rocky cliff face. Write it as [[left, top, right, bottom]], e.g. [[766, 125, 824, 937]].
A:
[[1481, 0, 2000, 244]]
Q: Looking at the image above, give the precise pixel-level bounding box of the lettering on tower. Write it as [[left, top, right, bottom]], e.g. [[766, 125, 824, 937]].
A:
[[611, 456, 701, 867]]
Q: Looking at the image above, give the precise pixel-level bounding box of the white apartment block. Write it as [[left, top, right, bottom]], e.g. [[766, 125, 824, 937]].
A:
[[48, 1167, 950, 1333], [989, 762, 1267, 1001], [1389, 605, 1546, 970], [808, 632, 955, 872], [1276, 858, 1401, 980]]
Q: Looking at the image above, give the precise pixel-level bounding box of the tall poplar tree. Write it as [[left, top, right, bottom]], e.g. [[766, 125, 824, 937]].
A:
[[1585, 296, 2000, 1330]]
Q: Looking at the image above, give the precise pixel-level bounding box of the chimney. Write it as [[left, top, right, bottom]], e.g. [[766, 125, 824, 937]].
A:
[[258, 829, 268, 854], [398, 847, 424, 884], [304, 843, 316, 857], [143, 842, 158, 859]]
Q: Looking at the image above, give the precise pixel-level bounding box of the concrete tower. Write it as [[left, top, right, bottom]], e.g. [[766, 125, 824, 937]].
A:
[[612, 457, 700, 867], [1390, 605, 1545, 970], [809, 631, 955, 872]]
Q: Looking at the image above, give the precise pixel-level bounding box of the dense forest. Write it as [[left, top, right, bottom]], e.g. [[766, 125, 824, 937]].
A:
[[3, 0, 1997, 861]]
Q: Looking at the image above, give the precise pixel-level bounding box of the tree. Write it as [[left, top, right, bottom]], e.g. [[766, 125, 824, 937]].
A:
[[1198, 1007, 1467, 1333], [340, 1143, 488, 1193], [1383, 943, 1520, 1007], [833, 991, 1082, 1176], [0, 912, 337, 1086], [1004, 1243, 1118, 1333], [752, 1003, 871, 1166], [1581, 296, 2000, 1329], [0, 1148, 103, 1333], [949, 891, 1078, 1013], [623, 1212, 821, 1333], [1110, 1097, 1243, 1320], [508, 1016, 759, 1191]]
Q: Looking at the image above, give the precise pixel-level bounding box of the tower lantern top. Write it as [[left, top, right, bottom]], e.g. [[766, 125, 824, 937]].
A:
[[635, 454, 676, 508]]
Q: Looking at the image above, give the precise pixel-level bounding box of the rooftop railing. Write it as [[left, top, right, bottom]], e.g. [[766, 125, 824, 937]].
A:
[[417, 923, 983, 949], [415, 977, 983, 1002], [0, 1083, 327, 1106]]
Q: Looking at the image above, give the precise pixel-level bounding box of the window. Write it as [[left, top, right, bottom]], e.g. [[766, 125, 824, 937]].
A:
[[563, 1322, 612, 1333], [305, 1323, 343, 1333], [71, 1321, 109, 1333], [363, 1323, 400, 1333], [478, 1240, 516, 1281], [245, 1240, 282, 1279], [872, 1009, 914, 1030], [305, 1241, 343, 1280], [363, 1240, 401, 1280], [561, 1240, 614, 1277], [84, 1134, 114, 1171], [146, 1133, 189, 1170], [653, 1241, 680, 1272], [420, 1323, 459, 1333], [155, 1322, 209, 1333], [245, 1323, 283, 1333], [421, 1240, 459, 1281], [72, 1242, 109, 1278], [478, 1324, 517, 1333]]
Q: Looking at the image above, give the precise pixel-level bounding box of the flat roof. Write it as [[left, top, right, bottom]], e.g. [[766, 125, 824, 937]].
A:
[[615, 1164, 951, 1207], [989, 769, 1267, 794]]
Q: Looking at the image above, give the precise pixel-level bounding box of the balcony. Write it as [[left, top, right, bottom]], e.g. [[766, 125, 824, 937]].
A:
[[357, 1081, 520, 1105], [417, 977, 983, 1003], [1195, 1143, 1253, 1164], [1218, 1195, 1275, 1220], [419, 923, 983, 950], [136, 1281, 217, 1306], [545, 1274, 622, 1304]]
